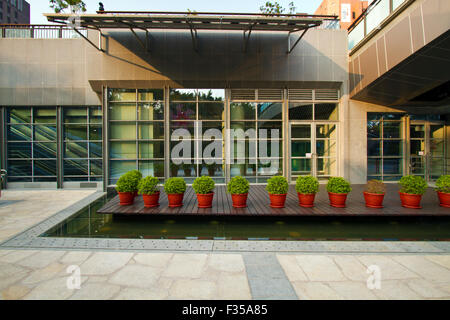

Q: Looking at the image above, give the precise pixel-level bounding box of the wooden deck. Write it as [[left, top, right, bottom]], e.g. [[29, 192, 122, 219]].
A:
[[97, 184, 450, 217]]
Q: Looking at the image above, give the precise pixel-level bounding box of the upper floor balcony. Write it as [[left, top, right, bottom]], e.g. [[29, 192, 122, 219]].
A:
[[348, 0, 411, 51]]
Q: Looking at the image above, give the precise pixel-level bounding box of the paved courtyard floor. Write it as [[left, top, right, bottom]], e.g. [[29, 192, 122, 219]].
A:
[[0, 190, 450, 300]]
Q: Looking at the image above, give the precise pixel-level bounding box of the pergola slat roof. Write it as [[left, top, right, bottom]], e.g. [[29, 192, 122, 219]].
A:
[[44, 12, 338, 53]]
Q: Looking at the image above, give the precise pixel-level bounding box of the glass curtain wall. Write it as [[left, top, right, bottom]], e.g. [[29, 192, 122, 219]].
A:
[[6, 107, 57, 182], [169, 89, 225, 183], [63, 107, 103, 182], [229, 101, 283, 183], [367, 113, 405, 181], [108, 89, 165, 184]]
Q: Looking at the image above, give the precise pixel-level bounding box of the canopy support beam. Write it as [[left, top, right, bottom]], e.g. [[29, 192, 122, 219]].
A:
[[287, 28, 308, 54], [72, 27, 104, 52], [243, 24, 255, 53], [188, 22, 198, 52]]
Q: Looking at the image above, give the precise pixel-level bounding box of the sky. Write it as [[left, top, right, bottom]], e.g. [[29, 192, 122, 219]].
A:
[[28, 0, 324, 24]]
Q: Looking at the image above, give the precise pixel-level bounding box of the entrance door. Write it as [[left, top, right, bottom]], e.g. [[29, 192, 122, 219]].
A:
[[290, 123, 337, 181], [410, 122, 446, 181]]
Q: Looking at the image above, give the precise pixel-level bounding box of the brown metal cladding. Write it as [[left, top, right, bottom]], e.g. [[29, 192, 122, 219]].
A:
[[384, 16, 412, 70]]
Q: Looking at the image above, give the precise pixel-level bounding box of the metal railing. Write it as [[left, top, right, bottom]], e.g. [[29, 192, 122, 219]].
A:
[[0, 24, 87, 39], [348, 0, 410, 50]]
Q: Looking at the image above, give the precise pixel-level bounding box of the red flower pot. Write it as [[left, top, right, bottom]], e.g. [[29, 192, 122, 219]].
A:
[[328, 192, 348, 208], [231, 193, 248, 208], [363, 192, 385, 208], [297, 193, 316, 208], [142, 192, 160, 208], [118, 192, 134, 206], [269, 193, 287, 208], [437, 192, 450, 208], [196, 193, 214, 208], [399, 192, 422, 209], [167, 193, 184, 208]]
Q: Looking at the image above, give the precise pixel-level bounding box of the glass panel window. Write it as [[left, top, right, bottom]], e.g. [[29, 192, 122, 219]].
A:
[[170, 102, 196, 120], [110, 142, 137, 159], [7, 142, 31, 158], [7, 107, 58, 183], [198, 103, 224, 120], [89, 106, 102, 123], [198, 89, 225, 101], [258, 103, 282, 120], [34, 142, 57, 158], [289, 103, 312, 120], [138, 123, 165, 140], [63, 106, 103, 182], [110, 123, 136, 140], [8, 108, 31, 123], [315, 103, 338, 120], [64, 108, 87, 123], [169, 89, 197, 101], [108, 89, 165, 184], [33, 108, 56, 124], [65, 142, 88, 158], [8, 125, 31, 141], [108, 89, 136, 102], [139, 160, 165, 177], [64, 124, 87, 141], [138, 102, 164, 120], [230, 103, 256, 120], [110, 103, 136, 121], [383, 122, 401, 138], [138, 89, 164, 101], [138, 141, 165, 159]]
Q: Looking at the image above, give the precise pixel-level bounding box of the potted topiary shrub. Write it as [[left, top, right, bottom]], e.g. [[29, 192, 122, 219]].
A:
[[295, 176, 319, 208], [327, 177, 352, 208], [227, 176, 250, 208], [116, 173, 135, 206], [125, 170, 142, 197], [363, 179, 386, 208], [164, 177, 187, 208], [399, 175, 428, 209], [138, 176, 160, 208], [436, 175, 450, 208], [192, 176, 215, 208], [266, 176, 289, 208]]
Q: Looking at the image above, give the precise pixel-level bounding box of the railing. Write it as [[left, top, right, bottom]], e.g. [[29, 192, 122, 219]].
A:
[[0, 24, 87, 39], [348, 0, 410, 50]]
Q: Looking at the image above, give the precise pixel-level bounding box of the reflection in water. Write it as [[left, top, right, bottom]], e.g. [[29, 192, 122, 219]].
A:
[[42, 194, 450, 241]]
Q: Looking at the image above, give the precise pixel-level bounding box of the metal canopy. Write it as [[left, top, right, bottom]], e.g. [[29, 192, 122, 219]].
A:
[[45, 11, 337, 54]]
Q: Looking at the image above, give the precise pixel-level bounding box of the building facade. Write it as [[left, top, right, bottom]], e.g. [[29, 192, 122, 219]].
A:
[[315, 0, 368, 30], [0, 0, 30, 24], [0, 0, 448, 191]]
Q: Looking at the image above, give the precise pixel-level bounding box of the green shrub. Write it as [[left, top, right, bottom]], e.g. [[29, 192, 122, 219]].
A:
[[295, 176, 319, 194], [138, 176, 160, 195], [164, 177, 187, 194], [326, 177, 352, 194], [366, 179, 385, 194], [266, 176, 289, 195], [436, 175, 450, 193], [123, 170, 142, 192], [399, 175, 427, 195], [116, 173, 135, 193], [227, 176, 250, 195], [192, 176, 215, 194]]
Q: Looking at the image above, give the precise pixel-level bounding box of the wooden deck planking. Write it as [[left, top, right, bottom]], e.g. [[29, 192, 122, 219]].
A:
[[98, 184, 450, 216]]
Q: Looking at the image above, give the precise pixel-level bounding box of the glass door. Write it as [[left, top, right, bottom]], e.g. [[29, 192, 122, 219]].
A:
[[290, 123, 337, 181], [410, 122, 446, 181]]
